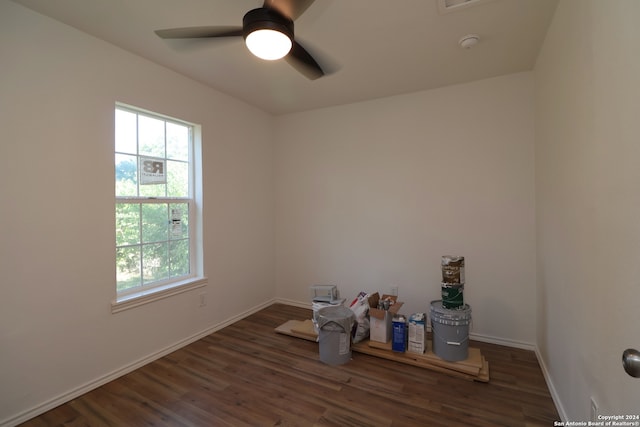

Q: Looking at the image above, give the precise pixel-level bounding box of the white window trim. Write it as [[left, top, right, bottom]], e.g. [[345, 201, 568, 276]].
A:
[[113, 103, 206, 313], [111, 276, 208, 313]]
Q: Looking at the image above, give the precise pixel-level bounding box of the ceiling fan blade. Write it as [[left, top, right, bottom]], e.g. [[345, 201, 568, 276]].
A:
[[155, 26, 243, 39], [263, 0, 315, 21], [285, 40, 324, 80]]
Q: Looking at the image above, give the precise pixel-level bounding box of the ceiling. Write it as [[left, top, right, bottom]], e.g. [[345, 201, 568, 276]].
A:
[[12, 0, 558, 115]]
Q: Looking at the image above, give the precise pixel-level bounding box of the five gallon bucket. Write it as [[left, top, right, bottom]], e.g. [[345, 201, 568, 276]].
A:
[[317, 306, 355, 365], [430, 300, 472, 362]]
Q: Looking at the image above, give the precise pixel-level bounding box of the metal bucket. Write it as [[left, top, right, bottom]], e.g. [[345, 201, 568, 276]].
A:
[[430, 300, 471, 362]]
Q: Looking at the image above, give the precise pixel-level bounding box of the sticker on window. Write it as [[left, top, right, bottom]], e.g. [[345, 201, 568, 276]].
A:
[[139, 157, 166, 185], [171, 209, 182, 238]]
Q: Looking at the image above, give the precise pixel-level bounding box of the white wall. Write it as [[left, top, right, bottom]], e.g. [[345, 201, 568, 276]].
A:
[[535, 0, 640, 420], [0, 2, 274, 424], [274, 72, 537, 345]]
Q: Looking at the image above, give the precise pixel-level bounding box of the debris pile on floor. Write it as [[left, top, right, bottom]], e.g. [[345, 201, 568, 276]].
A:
[[276, 257, 489, 382]]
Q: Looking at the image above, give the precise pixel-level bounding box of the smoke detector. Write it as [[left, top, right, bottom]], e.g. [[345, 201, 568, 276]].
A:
[[459, 34, 480, 49]]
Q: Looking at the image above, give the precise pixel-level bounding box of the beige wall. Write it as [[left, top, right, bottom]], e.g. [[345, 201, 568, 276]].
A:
[[0, 2, 274, 424], [274, 72, 537, 346], [535, 0, 640, 419]]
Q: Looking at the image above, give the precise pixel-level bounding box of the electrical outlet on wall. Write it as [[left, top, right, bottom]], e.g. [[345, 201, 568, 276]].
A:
[[199, 292, 207, 307]]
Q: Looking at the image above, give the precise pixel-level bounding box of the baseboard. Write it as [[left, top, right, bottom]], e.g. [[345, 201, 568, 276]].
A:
[[1, 298, 277, 427], [534, 346, 567, 422], [273, 297, 312, 309], [468, 332, 536, 351]]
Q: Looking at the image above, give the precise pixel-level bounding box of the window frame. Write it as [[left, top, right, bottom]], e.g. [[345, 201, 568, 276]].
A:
[[112, 103, 205, 313]]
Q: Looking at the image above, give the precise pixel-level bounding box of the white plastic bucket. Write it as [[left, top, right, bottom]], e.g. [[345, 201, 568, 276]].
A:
[[317, 306, 355, 365], [312, 300, 346, 333]]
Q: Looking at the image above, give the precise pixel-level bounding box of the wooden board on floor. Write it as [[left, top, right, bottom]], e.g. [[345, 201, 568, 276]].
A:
[[275, 319, 489, 382], [367, 340, 482, 376], [352, 340, 490, 383], [275, 319, 317, 341]]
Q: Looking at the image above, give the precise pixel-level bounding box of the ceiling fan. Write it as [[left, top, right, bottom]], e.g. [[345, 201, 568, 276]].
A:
[[155, 0, 325, 80]]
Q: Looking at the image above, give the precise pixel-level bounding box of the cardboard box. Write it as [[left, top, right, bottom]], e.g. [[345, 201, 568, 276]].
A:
[[408, 313, 426, 354], [368, 293, 404, 343]]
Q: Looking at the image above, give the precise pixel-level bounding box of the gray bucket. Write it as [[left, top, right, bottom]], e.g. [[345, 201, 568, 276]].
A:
[[429, 300, 471, 362], [317, 306, 355, 365]]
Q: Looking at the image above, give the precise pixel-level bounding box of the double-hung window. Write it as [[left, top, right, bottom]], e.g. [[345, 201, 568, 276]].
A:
[[114, 104, 203, 309]]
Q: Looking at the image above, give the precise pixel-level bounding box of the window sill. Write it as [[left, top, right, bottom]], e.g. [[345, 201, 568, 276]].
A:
[[111, 277, 208, 314]]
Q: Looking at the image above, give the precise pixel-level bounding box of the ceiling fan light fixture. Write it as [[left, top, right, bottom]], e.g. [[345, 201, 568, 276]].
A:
[[243, 8, 294, 61], [246, 29, 292, 60]]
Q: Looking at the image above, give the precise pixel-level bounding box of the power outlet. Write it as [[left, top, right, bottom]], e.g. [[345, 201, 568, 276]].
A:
[[199, 293, 207, 307], [590, 397, 598, 421], [391, 285, 398, 296]]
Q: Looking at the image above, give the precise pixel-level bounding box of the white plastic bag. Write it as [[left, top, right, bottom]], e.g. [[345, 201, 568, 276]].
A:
[[349, 292, 371, 344]]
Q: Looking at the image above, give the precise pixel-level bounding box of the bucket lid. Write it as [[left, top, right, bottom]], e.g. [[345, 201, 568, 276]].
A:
[[318, 305, 355, 331], [312, 299, 346, 310], [430, 300, 471, 321]]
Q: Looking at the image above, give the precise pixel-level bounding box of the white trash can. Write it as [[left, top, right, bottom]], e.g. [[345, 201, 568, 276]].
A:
[[317, 306, 355, 365]]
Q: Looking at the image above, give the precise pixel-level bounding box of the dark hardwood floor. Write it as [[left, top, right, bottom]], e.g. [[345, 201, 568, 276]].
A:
[[19, 303, 559, 426]]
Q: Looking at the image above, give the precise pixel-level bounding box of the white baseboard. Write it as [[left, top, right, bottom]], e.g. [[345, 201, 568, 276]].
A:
[[468, 332, 536, 351], [1, 298, 277, 427], [534, 346, 567, 423], [273, 297, 311, 309]]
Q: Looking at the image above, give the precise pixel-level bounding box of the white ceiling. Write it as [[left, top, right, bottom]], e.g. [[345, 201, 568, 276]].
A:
[[12, 0, 558, 115]]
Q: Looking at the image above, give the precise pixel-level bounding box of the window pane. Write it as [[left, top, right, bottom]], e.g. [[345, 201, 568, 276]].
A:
[[170, 239, 190, 277], [139, 115, 165, 158], [167, 160, 189, 197], [139, 181, 166, 197], [142, 242, 168, 284], [115, 110, 137, 154], [115, 154, 138, 197], [170, 203, 189, 240], [141, 204, 168, 243], [116, 203, 140, 246], [167, 122, 189, 161], [116, 246, 141, 291]]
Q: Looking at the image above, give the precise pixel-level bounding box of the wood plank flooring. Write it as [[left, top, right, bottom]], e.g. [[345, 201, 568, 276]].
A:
[[19, 303, 559, 426]]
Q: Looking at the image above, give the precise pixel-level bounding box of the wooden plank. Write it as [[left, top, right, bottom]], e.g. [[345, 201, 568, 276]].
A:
[[274, 319, 317, 341], [291, 319, 318, 339], [367, 340, 482, 375], [351, 340, 489, 383]]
